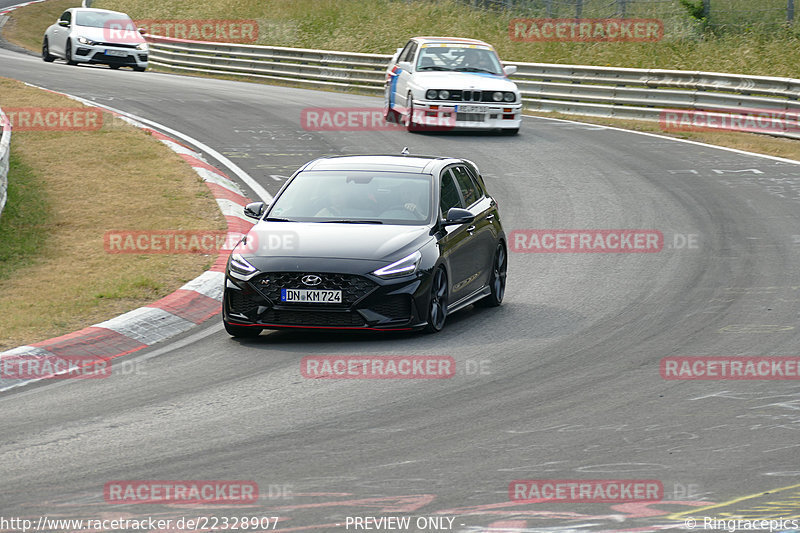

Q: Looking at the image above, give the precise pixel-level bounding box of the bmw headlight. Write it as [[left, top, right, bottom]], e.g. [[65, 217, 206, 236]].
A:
[[492, 91, 503, 102], [228, 253, 257, 276], [426, 89, 438, 100], [372, 250, 422, 279], [77, 36, 96, 46], [504, 92, 516, 102], [136, 42, 148, 51], [438, 90, 449, 100]]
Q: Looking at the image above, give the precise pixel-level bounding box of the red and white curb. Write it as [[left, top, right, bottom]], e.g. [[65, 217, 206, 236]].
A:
[[0, 93, 260, 391]]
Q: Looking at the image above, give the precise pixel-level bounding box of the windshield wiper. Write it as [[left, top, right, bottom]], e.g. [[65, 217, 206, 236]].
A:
[[418, 66, 453, 71], [454, 67, 497, 74], [264, 217, 295, 222], [320, 220, 384, 224]]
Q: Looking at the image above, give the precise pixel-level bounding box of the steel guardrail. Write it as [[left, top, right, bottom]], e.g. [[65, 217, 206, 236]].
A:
[[0, 107, 11, 218], [145, 35, 800, 139]]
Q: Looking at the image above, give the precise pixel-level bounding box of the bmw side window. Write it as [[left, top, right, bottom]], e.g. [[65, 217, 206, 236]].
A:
[[439, 170, 462, 217], [400, 42, 417, 65], [398, 42, 413, 63], [452, 166, 479, 207]]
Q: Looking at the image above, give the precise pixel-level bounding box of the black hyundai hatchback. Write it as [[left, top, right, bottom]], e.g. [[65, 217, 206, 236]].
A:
[[223, 154, 507, 337]]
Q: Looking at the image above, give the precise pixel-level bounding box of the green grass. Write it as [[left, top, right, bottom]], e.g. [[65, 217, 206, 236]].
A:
[[87, 0, 800, 78], [0, 151, 50, 281]]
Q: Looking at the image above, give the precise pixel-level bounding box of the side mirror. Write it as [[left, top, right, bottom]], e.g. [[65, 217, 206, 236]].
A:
[[503, 65, 517, 77], [138, 27, 147, 35], [243, 201, 267, 220], [443, 207, 475, 226], [58, 20, 70, 28]]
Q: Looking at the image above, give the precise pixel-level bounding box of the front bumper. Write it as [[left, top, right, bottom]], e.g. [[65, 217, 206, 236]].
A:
[[74, 43, 148, 68], [413, 101, 522, 130], [223, 269, 431, 331]]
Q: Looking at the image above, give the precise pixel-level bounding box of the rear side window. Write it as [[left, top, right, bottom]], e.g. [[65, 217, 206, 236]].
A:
[[451, 166, 481, 207], [439, 170, 462, 216]]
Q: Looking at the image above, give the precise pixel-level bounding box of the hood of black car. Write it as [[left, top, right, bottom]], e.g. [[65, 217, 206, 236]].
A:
[[238, 221, 431, 262]]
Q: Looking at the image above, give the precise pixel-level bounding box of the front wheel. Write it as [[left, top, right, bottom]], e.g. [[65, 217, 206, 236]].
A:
[[405, 93, 419, 132], [42, 39, 55, 62], [476, 243, 507, 307], [224, 321, 263, 338], [424, 267, 449, 333], [65, 40, 77, 65]]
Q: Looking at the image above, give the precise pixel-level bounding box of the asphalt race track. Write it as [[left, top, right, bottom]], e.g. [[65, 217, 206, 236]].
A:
[[1, 41, 800, 532]]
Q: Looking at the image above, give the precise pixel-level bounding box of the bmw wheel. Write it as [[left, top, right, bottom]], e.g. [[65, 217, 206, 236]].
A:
[[405, 92, 419, 132]]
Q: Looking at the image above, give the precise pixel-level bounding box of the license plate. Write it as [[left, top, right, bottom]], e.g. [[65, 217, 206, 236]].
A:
[[281, 289, 342, 303], [457, 105, 486, 113], [105, 49, 127, 57]]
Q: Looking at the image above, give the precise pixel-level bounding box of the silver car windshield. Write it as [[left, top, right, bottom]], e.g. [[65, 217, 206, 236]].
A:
[[268, 171, 433, 225], [416, 46, 503, 75], [75, 11, 134, 29]]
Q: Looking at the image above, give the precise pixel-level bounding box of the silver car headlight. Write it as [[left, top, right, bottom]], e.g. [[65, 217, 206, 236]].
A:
[[426, 89, 438, 100], [492, 91, 503, 102], [77, 36, 96, 46], [438, 90, 449, 100], [136, 42, 148, 51], [504, 92, 516, 102], [372, 250, 422, 279]]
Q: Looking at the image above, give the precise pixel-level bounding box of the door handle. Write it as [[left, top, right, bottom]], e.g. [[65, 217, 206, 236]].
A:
[[486, 214, 495, 223], [467, 225, 476, 233]]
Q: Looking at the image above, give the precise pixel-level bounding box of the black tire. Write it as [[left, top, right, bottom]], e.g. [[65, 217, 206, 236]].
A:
[[405, 93, 419, 132], [224, 321, 262, 338], [133, 66, 146, 72], [502, 128, 519, 135], [42, 39, 55, 62], [65, 40, 77, 65], [424, 267, 449, 333], [109, 65, 121, 69], [476, 243, 507, 307]]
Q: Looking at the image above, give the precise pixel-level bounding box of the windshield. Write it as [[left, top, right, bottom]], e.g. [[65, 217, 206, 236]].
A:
[[416, 45, 503, 75], [267, 171, 433, 225], [75, 11, 134, 29]]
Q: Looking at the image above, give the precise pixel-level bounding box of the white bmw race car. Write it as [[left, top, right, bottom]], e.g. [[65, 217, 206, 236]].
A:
[[384, 36, 522, 134]]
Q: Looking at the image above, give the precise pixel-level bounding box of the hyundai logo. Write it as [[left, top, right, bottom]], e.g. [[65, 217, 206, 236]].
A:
[[302, 274, 322, 286]]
